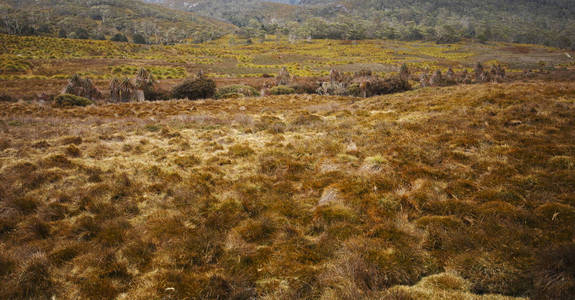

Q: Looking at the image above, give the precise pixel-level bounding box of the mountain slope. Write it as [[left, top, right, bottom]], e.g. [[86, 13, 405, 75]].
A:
[[143, 0, 575, 48], [141, 0, 303, 27], [0, 0, 237, 43]]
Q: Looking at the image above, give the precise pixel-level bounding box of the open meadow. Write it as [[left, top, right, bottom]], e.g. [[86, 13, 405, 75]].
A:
[[1, 34, 573, 99], [1, 30, 575, 300]]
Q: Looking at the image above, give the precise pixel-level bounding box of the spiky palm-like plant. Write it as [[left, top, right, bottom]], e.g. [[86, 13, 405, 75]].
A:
[[63, 74, 102, 100]]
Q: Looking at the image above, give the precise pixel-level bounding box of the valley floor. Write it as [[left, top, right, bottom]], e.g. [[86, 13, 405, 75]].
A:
[[0, 80, 574, 299]]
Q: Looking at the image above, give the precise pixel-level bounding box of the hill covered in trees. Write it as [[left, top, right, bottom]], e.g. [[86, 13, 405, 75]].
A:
[[145, 0, 575, 48], [2, 0, 573, 48], [0, 0, 236, 43]]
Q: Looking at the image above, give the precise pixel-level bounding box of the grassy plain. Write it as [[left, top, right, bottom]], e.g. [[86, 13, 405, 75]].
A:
[[1, 79, 574, 298], [1, 34, 574, 98]]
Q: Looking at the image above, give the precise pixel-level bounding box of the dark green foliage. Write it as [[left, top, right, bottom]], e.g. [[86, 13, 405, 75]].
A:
[[215, 84, 259, 99], [171, 77, 216, 100], [348, 78, 411, 97], [111, 33, 129, 43], [133, 33, 147, 44], [268, 85, 295, 95], [0, 0, 232, 44], [53, 94, 93, 107], [75, 28, 90, 40]]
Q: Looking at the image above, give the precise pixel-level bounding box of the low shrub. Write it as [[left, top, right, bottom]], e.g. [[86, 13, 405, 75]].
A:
[[144, 88, 171, 101], [290, 78, 319, 94], [268, 85, 296, 95], [348, 77, 411, 97], [171, 77, 216, 100], [53, 94, 93, 107], [215, 84, 258, 99]]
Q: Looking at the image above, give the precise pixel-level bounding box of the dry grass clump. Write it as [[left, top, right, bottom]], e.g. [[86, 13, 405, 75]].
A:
[[382, 272, 523, 300], [0, 252, 55, 299], [173, 154, 201, 168], [532, 243, 575, 300], [0, 80, 573, 298], [446, 252, 528, 295], [228, 143, 255, 157]]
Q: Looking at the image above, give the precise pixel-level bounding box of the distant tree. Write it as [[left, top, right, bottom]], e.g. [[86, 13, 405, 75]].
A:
[[557, 35, 572, 50], [111, 33, 129, 42], [58, 28, 67, 38], [401, 26, 424, 41], [94, 33, 106, 40], [477, 26, 493, 44], [37, 24, 52, 35], [436, 25, 461, 43], [20, 25, 35, 36], [76, 28, 90, 40], [133, 33, 147, 44]]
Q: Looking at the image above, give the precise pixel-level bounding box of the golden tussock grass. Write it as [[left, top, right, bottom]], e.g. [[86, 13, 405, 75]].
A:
[[0, 80, 574, 299]]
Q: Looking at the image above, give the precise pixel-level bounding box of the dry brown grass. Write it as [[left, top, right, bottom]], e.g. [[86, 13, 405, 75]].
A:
[[0, 80, 574, 299]]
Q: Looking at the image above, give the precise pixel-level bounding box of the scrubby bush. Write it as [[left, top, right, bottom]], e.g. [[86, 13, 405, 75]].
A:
[[171, 78, 216, 100], [144, 88, 171, 101], [268, 85, 296, 95], [53, 94, 93, 107], [290, 78, 319, 94], [348, 77, 411, 97], [111, 33, 128, 42], [215, 84, 259, 99]]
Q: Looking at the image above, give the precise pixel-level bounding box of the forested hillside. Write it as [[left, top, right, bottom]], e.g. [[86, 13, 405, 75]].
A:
[[1, 0, 574, 48], [145, 0, 575, 48], [0, 0, 236, 43]]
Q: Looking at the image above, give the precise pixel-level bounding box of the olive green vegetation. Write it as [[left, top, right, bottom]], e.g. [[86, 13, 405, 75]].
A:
[[53, 94, 93, 107], [171, 77, 217, 100], [148, 0, 575, 49], [2, 0, 574, 48], [0, 0, 235, 43], [215, 84, 260, 99]]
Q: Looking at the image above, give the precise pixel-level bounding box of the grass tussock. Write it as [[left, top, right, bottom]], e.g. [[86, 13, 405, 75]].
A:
[[0, 80, 573, 298]]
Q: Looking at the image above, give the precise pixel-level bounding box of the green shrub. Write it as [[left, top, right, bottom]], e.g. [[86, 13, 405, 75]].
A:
[[268, 85, 296, 95], [347, 78, 411, 97], [144, 88, 170, 101], [215, 84, 258, 99], [289, 78, 319, 94], [216, 92, 243, 99], [171, 78, 216, 100], [53, 94, 93, 107]]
